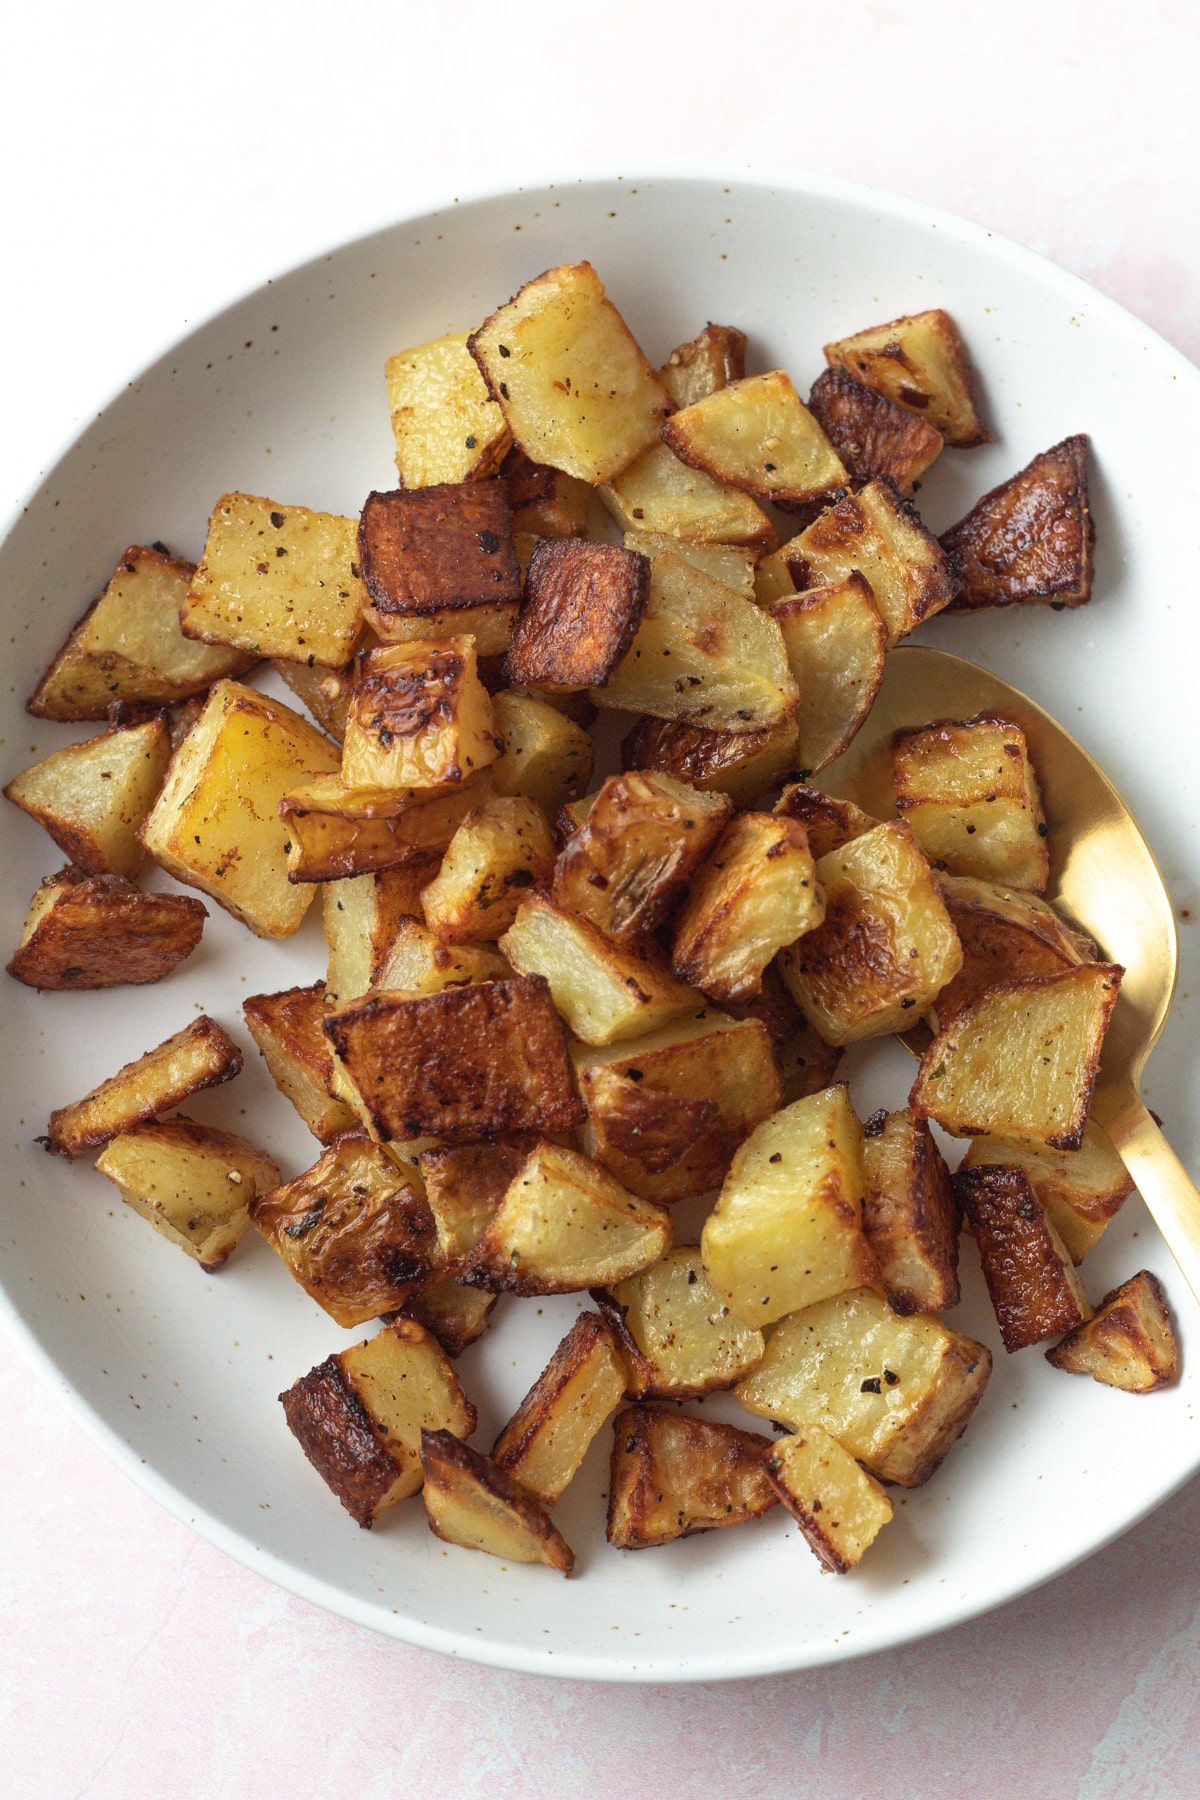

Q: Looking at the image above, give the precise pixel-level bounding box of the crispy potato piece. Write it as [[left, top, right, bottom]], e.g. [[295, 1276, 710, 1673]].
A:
[[140, 679, 340, 938], [776, 1017, 845, 1106], [736, 1286, 992, 1488], [672, 812, 824, 1003], [893, 716, 1049, 892], [357, 482, 521, 629], [954, 1165, 1092, 1351], [959, 1121, 1133, 1263], [251, 1133, 442, 1326], [272, 652, 361, 743], [600, 441, 775, 545], [325, 976, 583, 1142], [930, 875, 1093, 1031], [492, 1312, 627, 1503], [280, 771, 487, 882], [862, 1109, 960, 1314], [95, 1117, 279, 1271], [911, 965, 1123, 1150], [489, 690, 594, 816], [323, 863, 440, 1006], [774, 784, 880, 860], [5, 718, 171, 877], [807, 365, 944, 491], [576, 1012, 781, 1203], [280, 1319, 476, 1526], [622, 712, 801, 809], [44, 1015, 242, 1157], [385, 331, 511, 486], [418, 1138, 538, 1264], [824, 309, 988, 447], [365, 598, 518, 657], [765, 1425, 893, 1573], [181, 494, 365, 668], [660, 323, 747, 410], [503, 539, 649, 692], [7, 867, 205, 991], [403, 1279, 498, 1358], [607, 1404, 777, 1548], [374, 917, 511, 996], [786, 479, 957, 646], [592, 552, 798, 734], [468, 261, 671, 483], [243, 982, 358, 1143], [421, 1429, 574, 1572], [1047, 1271, 1178, 1391], [943, 436, 1094, 611], [27, 545, 254, 721], [420, 793, 554, 942], [722, 962, 805, 1046], [778, 822, 962, 1045], [462, 1142, 671, 1295], [770, 575, 887, 778], [662, 371, 847, 508], [623, 532, 758, 600], [501, 445, 592, 539], [341, 638, 499, 791], [553, 771, 731, 944], [501, 891, 700, 1046], [702, 1085, 877, 1327], [596, 1246, 765, 1398]]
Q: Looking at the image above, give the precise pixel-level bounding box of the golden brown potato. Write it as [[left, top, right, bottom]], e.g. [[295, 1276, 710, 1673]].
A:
[[7, 867, 205, 991], [607, 1404, 777, 1548], [595, 1246, 765, 1398], [341, 638, 499, 791], [242, 983, 358, 1144], [954, 1164, 1092, 1351], [357, 481, 521, 632], [420, 793, 554, 943], [943, 436, 1093, 611], [785, 479, 957, 646], [420, 1429, 574, 1573], [280, 1319, 476, 1526], [807, 365, 944, 491], [862, 1109, 960, 1314], [600, 441, 775, 545], [95, 1118, 278, 1270], [622, 712, 802, 810], [44, 1015, 243, 1157], [661, 371, 847, 508], [824, 308, 989, 447], [503, 539, 649, 692], [958, 1121, 1133, 1263], [622, 532, 758, 600], [468, 261, 672, 483], [27, 544, 254, 721], [373, 918, 512, 996], [385, 331, 511, 487], [5, 718, 171, 877], [324, 976, 584, 1142], [769, 575, 887, 777], [323, 862, 441, 1006], [491, 1312, 627, 1503], [552, 771, 731, 944], [501, 445, 592, 539], [765, 1425, 894, 1573], [893, 716, 1049, 892], [489, 689, 594, 816], [929, 875, 1093, 1031], [280, 772, 487, 882], [181, 493, 366, 668], [773, 784, 880, 860], [418, 1138, 539, 1264], [737, 1286, 992, 1488], [672, 812, 824, 1003], [660, 323, 747, 410], [402, 1278, 499, 1358], [251, 1133, 443, 1326], [1046, 1271, 1178, 1391], [910, 964, 1123, 1150]]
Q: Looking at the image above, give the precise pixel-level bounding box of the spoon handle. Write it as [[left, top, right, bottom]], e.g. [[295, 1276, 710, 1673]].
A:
[[1098, 1091, 1200, 1305]]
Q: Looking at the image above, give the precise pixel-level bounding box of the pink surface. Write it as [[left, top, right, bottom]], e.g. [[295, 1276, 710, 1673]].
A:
[[4, 2, 1200, 1793]]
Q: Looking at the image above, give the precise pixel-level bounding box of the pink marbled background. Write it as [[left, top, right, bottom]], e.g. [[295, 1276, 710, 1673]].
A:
[[3, 3, 1200, 1795]]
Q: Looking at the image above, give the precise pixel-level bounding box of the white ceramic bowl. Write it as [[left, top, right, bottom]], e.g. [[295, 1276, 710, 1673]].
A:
[[3, 171, 1199, 1683]]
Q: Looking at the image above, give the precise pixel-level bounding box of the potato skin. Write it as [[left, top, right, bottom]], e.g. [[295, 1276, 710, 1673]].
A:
[[1046, 1270, 1179, 1391], [503, 539, 650, 690], [280, 1355, 401, 1527], [862, 1109, 960, 1315], [606, 1403, 777, 1548], [954, 1164, 1091, 1351], [8, 869, 205, 990], [808, 365, 943, 490], [358, 480, 521, 617], [942, 435, 1093, 610]]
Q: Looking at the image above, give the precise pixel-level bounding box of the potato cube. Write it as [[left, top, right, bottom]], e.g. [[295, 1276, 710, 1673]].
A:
[[622, 712, 802, 809], [280, 771, 487, 882], [7, 867, 205, 991], [824, 308, 988, 447], [462, 1142, 671, 1295], [490, 689, 594, 815], [596, 1246, 765, 1398], [959, 1120, 1133, 1263], [418, 1138, 539, 1265], [893, 716, 1049, 892], [623, 532, 758, 600], [702, 1085, 877, 1327], [501, 445, 592, 539], [341, 638, 499, 791], [501, 891, 700, 1046], [272, 651, 360, 742], [280, 1319, 476, 1526], [420, 1430, 574, 1573], [45, 1015, 243, 1157], [323, 862, 439, 1005], [553, 771, 731, 944], [94, 1117, 279, 1270], [403, 1279, 498, 1358], [1046, 1271, 1178, 1391], [736, 1286, 992, 1487], [385, 331, 511, 486], [492, 1312, 627, 1504], [181, 493, 365, 668], [774, 784, 880, 860], [807, 365, 944, 491], [661, 370, 847, 508], [324, 976, 584, 1142], [607, 1404, 777, 1548], [140, 679, 340, 938], [27, 544, 254, 721], [943, 436, 1093, 611], [765, 1425, 893, 1573], [778, 822, 962, 1045], [910, 964, 1123, 1150], [5, 718, 171, 877], [672, 812, 824, 1003], [785, 479, 957, 646], [770, 575, 887, 777], [419, 793, 554, 942], [954, 1165, 1092, 1351], [242, 982, 358, 1143], [374, 917, 511, 996], [364, 598, 518, 657], [660, 323, 747, 409], [503, 539, 649, 691], [862, 1109, 960, 1314], [357, 481, 520, 633], [930, 875, 1093, 1031], [600, 441, 774, 545], [468, 261, 672, 483]]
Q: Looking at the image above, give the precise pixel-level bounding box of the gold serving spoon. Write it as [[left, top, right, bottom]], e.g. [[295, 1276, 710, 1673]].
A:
[[821, 642, 1200, 1304]]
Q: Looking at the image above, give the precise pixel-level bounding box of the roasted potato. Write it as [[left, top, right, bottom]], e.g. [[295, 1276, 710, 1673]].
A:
[[672, 812, 824, 1003], [660, 323, 747, 409], [622, 712, 802, 809], [600, 441, 774, 545], [44, 1015, 242, 1157], [5, 717, 171, 877], [765, 1425, 894, 1573], [958, 1120, 1133, 1263], [421, 1429, 574, 1573], [893, 716, 1049, 892], [374, 918, 511, 996], [357, 481, 521, 634], [943, 436, 1093, 610], [95, 1117, 280, 1270], [501, 444, 592, 539], [420, 793, 555, 942], [824, 308, 988, 447], [929, 875, 1093, 1031], [280, 771, 487, 882], [503, 539, 649, 692], [491, 1312, 627, 1503], [323, 862, 440, 1006], [861, 1109, 960, 1314], [769, 575, 887, 777], [242, 983, 357, 1143], [418, 1138, 539, 1264], [661, 370, 847, 508], [773, 783, 880, 860], [607, 1404, 777, 1549], [807, 365, 944, 491], [385, 331, 511, 486], [8, 867, 205, 991], [341, 638, 499, 791], [272, 651, 361, 742], [490, 689, 594, 815], [785, 478, 957, 646], [595, 1246, 765, 1398], [403, 1278, 499, 1358], [954, 1164, 1092, 1351], [775, 1017, 846, 1106], [1046, 1271, 1178, 1391], [622, 531, 758, 600]]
